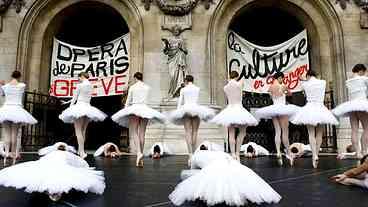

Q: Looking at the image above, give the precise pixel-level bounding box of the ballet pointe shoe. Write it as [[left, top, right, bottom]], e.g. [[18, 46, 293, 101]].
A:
[[286, 153, 294, 167], [312, 158, 319, 169], [277, 154, 283, 166], [187, 154, 192, 167], [79, 152, 88, 159], [3, 157, 6, 167], [49, 193, 62, 202], [136, 153, 144, 168]]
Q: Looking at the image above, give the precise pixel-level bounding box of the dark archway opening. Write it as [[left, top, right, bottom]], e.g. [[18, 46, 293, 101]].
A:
[[229, 6, 309, 152], [53, 1, 129, 150]]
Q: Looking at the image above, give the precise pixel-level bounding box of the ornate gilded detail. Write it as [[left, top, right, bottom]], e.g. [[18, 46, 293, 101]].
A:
[[143, 0, 213, 15]]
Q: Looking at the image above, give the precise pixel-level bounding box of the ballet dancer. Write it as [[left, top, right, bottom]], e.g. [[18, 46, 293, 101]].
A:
[[241, 142, 270, 158], [291, 70, 338, 168], [38, 142, 76, 156], [169, 150, 281, 206], [59, 72, 107, 159], [94, 142, 123, 158], [0, 143, 105, 201], [333, 64, 368, 159], [211, 71, 258, 161], [255, 72, 299, 165], [111, 72, 166, 167], [331, 155, 368, 189], [147, 142, 171, 159], [194, 141, 224, 152], [169, 75, 215, 165], [337, 145, 356, 159], [0, 71, 37, 165], [288, 142, 313, 161]]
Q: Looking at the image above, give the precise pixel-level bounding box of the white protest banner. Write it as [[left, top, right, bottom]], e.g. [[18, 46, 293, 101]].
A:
[[49, 33, 130, 97], [227, 30, 309, 93]]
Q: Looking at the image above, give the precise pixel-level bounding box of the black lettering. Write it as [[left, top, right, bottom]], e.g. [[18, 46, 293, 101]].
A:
[[101, 43, 114, 59], [72, 48, 86, 62], [88, 48, 100, 61], [57, 43, 72, 61], [298, 38, 308, 56], [115, 56, 129, 74], [96, 61, 108, 77], [115, 38, 128, 56], [70, 63, 85, 77], [84, 63, 96, 77]]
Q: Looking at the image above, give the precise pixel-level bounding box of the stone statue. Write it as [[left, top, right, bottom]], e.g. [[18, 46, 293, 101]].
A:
[[162, 25, 188, 98]]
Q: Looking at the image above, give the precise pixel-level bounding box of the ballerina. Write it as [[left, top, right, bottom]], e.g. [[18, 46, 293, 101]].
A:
[[147, 142, 172, 159], [241, 142, 270, 158], [38, 142, 77, 156], [59, 72, 107, 159], [290, 70, 338, 168], [194, 141, 224, 153], [111, 72, 166, 167], [94, 142, 123, 158], [0, 71, 37, 165], [169, 75, 215, 165], [332, 64, 368, 159], [211, 71, 258, 161], [0, 143, 105, 201], [288, 142, 314, 162], [331, 155, 368, 189], [169, 150, 281, 206], [255, 72, 299, 165]]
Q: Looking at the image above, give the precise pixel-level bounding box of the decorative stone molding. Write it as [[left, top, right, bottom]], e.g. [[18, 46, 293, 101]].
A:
[[0, 0, 25, 32], [336, 0, 368, 28], [142, 0, 213, 15]]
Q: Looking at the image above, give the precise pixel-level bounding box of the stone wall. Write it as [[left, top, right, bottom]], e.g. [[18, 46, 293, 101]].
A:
[[0, 0, 367, 153]]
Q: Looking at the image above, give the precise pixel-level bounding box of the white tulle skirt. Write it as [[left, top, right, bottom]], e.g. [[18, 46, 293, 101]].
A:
[[255, 103, 300, 119], [290, 102, 338, 126], [332, 100, 368, 117], [0, 152, 105, 195], [210, 104, 258, 127], [0, 105, 37, 124], [111, 104, 166, 127], [169, 103, 215, 125], [59, 102, 107, 123], [169, 159, 281, 206]]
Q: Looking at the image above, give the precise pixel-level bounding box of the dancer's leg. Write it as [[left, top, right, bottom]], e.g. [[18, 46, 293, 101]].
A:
[[228, 126, 236, 159], [80, 117, 90, 158], [10, 124, 20, 164], [358, 112, 368, 156], [74, 118, 85, 158], [2, 122, 11, 165], [307, 125, 318, 168], [129, 116, 141, 167], [191, 117, 200, 153], [350, 113, 362, 158], [183, 116, 193, 155], [272, 118, 282, 157], [279, 116, 293, 165], [236, 126, 247, 161], [138, 118, 148, 156], [315, 125, 324, 158], [338, 178, 366, 188]]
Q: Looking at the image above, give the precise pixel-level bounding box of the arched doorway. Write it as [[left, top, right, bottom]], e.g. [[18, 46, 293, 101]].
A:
[[16, 0, 144, 150], [208, 0, 346, 151]]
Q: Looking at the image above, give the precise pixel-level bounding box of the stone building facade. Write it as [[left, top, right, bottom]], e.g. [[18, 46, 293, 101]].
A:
[[0, 0, 365, 153]]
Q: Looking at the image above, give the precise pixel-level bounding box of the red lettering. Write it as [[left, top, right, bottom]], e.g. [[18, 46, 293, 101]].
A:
[[70, 79, 79, 97], [253, 80, 264, 90], [101, 77, 114, 95], [115, 75, 126, 94], [54, 79, 70, 97], [89, 78, 98, 96]]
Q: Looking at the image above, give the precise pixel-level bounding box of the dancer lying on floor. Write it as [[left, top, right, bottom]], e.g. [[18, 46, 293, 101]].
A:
[[169, 149, 281, 206], [331, 155, 368, 189], [146, 142, 172, 159], [337, 145, 357, 160], [240, 142, 270, 158], [194, 141, 224, 153], [94, 142, 123, 158], [0, 143, 105, 201]]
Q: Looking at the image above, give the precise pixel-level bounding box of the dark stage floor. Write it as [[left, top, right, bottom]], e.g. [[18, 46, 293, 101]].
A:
[[0, 154, 367, 207]]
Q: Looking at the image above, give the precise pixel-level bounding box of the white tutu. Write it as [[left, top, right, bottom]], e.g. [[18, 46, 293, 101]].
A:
[[210, 104, 258, 126], [169, 158, 281, 206], [59, 102, 107, 123], [169, 103, 215, 125], [111, 104, 166, 127], [332, 100, 368, 117], [290, 103, 338, 126], [0, 151, 105, 195], [255, 104, 300, 119], [0, 105, 37, 124]]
